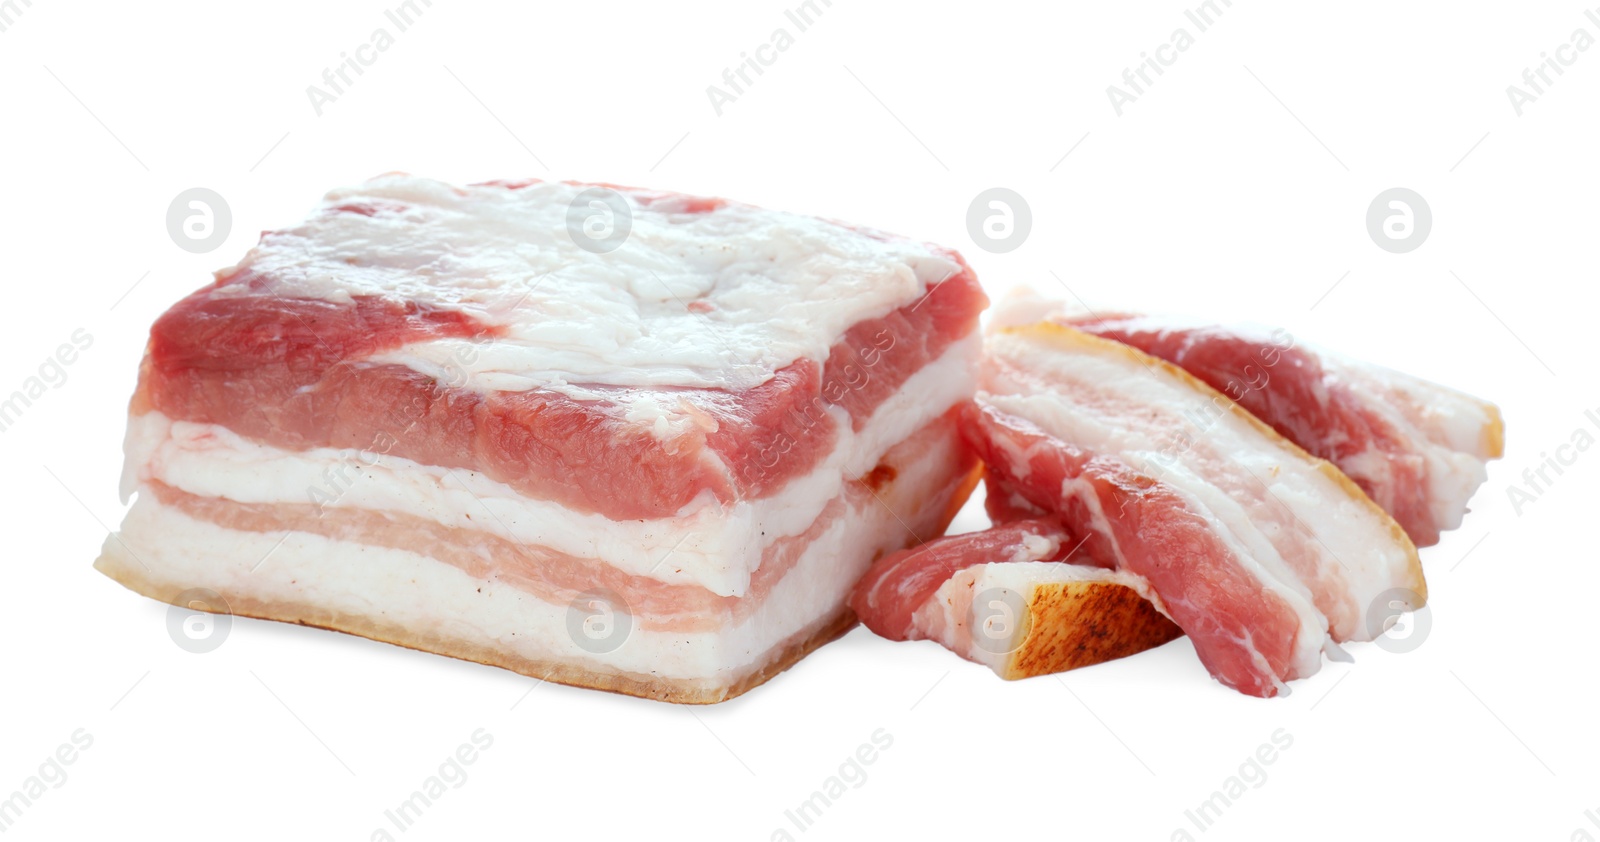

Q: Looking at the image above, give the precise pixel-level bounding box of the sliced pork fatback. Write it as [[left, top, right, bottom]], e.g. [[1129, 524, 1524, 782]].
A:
[[968, 323, 1424, 697], [851, 520, 1181, 679], [852, 519, 1076, 642], [96, 175, 988, 703], [994, 293, 1504, 546]]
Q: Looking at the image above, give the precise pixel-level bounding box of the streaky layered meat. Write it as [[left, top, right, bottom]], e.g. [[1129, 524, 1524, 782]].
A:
[[100, 408, 982, 700], [97, 175, 991, 703], [140, 245, 985, 521], [851, 520, 1181, 678], [967, 323, 1424, 697], [995, 293, 1503, 546]]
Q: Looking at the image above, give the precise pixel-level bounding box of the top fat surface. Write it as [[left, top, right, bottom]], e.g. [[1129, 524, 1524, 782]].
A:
[[220, 175, 962, 392]]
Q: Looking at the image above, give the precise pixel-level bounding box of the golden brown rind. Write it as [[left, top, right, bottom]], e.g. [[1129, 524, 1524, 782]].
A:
[[1483, 402, 1507, 459], [1001, 579, 1183, 680]]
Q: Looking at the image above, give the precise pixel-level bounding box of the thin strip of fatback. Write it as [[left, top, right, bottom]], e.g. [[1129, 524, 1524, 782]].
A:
[[994, 291, 1504, 547]]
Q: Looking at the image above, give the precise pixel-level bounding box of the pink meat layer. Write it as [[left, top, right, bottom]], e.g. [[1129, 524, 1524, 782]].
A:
[[137, 244, 986, 522], [962, 402, 1306, 698], [1060, 314, 1482, 546], [982, 473, 1051, 523], [851, 519, 1075, 641]]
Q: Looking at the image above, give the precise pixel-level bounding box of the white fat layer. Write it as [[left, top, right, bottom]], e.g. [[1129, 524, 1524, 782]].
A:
[[123, 334, 978, 598], [224, 175, 961, 392], [1009, 533, 1060, 564], [987, 286, 1078, 332], [98, 423, 970, 683], [911, 561, 1153, 675], [985, 330, 1419, 644]]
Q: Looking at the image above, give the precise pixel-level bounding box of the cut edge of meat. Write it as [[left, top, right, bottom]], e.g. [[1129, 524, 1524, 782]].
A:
[[1000, 321, 1426, 609]]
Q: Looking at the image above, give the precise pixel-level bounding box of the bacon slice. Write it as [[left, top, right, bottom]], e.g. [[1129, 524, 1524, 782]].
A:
[[853, 519, 1076, 642], [96, 175, 989, 703], [967, 323, 1424, 697], [996, 295, 1503, 546], [851, 520, 1181, 678]]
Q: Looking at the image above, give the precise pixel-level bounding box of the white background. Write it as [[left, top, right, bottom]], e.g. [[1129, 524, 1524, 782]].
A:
[[2, 1, 1596, 839]]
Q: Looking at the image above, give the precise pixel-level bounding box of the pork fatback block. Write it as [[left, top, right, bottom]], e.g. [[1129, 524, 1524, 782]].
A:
[[96, 175, 988, 703]]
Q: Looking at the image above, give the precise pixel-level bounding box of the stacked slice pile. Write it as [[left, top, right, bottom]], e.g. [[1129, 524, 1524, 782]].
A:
[[854, 297, 1502, 697]]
